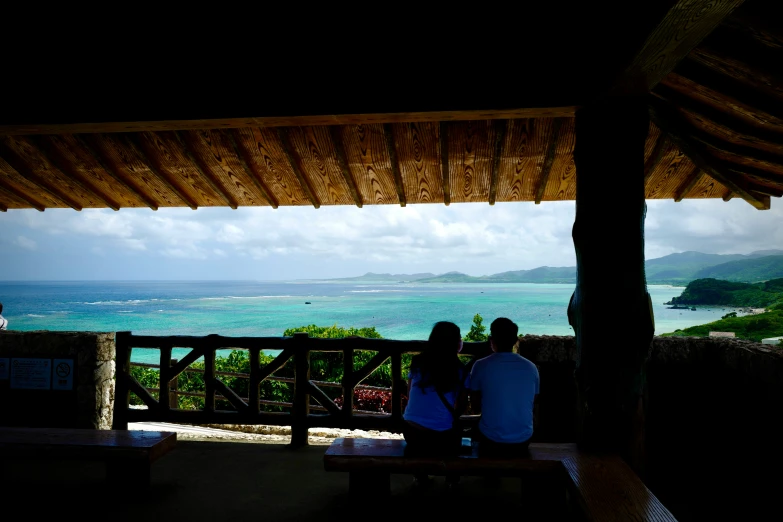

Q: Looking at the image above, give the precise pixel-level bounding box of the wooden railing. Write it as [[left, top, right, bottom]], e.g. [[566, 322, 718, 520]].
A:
[[114, 331, 487, 446]]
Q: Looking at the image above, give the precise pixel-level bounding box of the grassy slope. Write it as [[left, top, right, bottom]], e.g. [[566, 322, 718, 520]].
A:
[[694, 255, 783, 282]]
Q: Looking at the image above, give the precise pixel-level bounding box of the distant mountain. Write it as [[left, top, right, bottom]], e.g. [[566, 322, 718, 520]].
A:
[[694, 255, 783, 282], [329, 272, 436, 282], [318, 250, 783, 285]]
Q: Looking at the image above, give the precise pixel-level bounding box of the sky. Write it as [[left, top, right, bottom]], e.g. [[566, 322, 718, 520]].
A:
[[1, 198, 781, 281]]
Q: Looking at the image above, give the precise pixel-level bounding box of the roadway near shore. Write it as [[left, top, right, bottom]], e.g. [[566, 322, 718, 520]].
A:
[[128, 421, 402, 445]]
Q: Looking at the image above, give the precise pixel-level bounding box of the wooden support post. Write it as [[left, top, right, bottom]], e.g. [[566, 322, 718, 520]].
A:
[[169, 358, 179, 410], [113, 332, 132, 430], [569, 97, 654, 474], [391, 352, 402, 424], [291, 332, 311, 448]]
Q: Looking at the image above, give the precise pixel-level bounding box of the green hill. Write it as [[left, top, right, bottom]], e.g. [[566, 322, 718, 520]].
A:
[[693, 255, 783, 282], [661, 304, 783, 343], [665, 278, 783, 308]]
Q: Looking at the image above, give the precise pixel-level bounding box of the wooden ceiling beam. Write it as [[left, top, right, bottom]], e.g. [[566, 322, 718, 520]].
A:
[[674, 166, 704, 202], [0, 107, 577, 137], [26, 136, 122, 211], [439, 122, 450, 206], [721, 10, 783, 51], [173, 131, 238, 209], [0, 139, 82, 210], [613, 0, 744, 94], [644, 133, 669, 183], [329, 127, 362, 208], [649, 97, 769, 210], [0, 177, 45, 211], [535, 118, 564, 204], [75, 135, 159, 211], [722, 190, 733, 201], [383, 124, 406, 207], [488, 120, 507, 205], [276, 128, 319, 209], [125, 134, 198, 210], [226, 130, 279, 209], [0, 201, 6, 212]]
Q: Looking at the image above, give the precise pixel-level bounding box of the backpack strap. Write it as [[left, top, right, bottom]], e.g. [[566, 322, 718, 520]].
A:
[[436, 390, 459, 424]]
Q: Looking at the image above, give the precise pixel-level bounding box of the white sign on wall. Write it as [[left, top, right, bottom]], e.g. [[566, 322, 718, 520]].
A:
[[52, 359, 74, 391], [0, 358, 9, 380], [10, 358, 52, 390]]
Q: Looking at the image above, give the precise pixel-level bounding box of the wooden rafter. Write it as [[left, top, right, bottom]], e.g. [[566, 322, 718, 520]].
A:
[[0, 201, 6, 212], [383, 124, 406, 207], [689, 130, 783, 178], [0, 176, 45, 211], [0, 107, 577, 137], [125, 134, 198, 210], [723, 190, 734, 201], [0, 139, 82, 210], [440, 122, 450, 206], [535, 118, 564, 204], [675, 60, 783, 122], [75, 135, 159, 211], [329, 127, 362, 208], [649, 97, 769, 209], [654, 82, 783, 146], [721, 10, 783, 51], [173, 131, 238, 209], [674, 166, 705, 202], [277, 128, 320, 209], [226, 130, 279, 209], [27, 136, 122, 211], [488, 120, 507, 205], [614, 0, 745, 93], [644, 133, 669, 182]]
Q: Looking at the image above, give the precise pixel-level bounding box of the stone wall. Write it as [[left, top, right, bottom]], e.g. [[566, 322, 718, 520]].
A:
[[0, 331, 115, 429], [518, 334, 783, 521]]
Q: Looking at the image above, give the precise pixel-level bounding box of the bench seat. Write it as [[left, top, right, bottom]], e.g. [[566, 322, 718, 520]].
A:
[[0, 427, 176, 486], [324, 437, 677, 521]]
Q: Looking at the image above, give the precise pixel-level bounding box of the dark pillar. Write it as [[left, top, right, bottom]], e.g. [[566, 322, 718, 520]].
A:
[[568, 98, 654, 472]]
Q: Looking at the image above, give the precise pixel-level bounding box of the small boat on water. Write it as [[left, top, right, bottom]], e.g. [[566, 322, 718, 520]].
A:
[[305, 301, 312, 304]]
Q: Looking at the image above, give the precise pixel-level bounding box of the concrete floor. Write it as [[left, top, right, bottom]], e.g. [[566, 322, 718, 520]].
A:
[[0, 439, 570, 522]]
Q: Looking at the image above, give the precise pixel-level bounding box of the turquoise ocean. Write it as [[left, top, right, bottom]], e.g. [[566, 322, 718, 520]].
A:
[[0, 281, 738, 364]]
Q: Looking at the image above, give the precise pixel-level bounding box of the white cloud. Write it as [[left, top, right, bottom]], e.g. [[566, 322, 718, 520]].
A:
[[14, 235, 37, 250]]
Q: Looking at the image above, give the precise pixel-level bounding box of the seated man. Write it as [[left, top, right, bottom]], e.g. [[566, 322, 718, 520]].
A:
[[468, 317, 539, 456]]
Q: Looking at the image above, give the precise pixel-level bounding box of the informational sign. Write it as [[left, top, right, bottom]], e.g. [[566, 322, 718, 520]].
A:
[[52, 359, 74, 391], [0, 358, 9, 380], [10, 358, 52, 390]]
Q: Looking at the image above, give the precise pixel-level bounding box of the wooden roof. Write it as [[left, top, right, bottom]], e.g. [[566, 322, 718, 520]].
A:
[[0, 1, 779, 212]]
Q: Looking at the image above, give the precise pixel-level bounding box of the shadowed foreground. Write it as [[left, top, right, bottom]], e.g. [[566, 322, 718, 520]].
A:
[[0, 440, 569, 522]]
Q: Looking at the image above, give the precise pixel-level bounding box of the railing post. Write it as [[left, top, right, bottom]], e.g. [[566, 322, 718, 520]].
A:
[[112, 331, 132, 430], [169, 358, 179, 410], [343, 344, 354, 421], [291, 332, 311, 448], [392, 351, 402, 425], [250, 348, 261, 415], [159, 343, 172, 415], [204, 348, 216, 413]]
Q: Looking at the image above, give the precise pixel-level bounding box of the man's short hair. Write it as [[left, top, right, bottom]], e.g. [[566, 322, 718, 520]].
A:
[[490, 317, 519, 352]]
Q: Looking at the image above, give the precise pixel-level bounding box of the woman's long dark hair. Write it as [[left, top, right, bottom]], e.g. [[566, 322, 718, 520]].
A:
[[411, 321, 463, 394]]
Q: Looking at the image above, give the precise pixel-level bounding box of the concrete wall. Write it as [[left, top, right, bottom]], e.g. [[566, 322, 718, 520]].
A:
[[0, 331, 115, 429]]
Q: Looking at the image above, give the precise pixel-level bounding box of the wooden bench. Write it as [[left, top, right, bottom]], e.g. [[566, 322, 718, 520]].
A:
[[0, 427, 176, 486], [324, 438, 677, 521]]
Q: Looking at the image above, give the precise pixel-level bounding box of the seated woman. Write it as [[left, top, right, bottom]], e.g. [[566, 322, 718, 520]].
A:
[[402, 321, 468, 489]]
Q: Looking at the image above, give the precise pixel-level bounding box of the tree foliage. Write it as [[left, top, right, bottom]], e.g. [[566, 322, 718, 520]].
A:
[[463, 313, 489, 342]]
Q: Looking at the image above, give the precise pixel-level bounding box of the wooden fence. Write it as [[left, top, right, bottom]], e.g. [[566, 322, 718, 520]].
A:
[[114, 331, 487, 446]]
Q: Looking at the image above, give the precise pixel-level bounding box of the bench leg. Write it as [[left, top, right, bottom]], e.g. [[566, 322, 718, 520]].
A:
[[349, 471, 390, 499], [106, 458, 151, 487]]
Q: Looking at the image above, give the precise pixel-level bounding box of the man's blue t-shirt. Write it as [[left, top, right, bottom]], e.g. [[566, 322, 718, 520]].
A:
[[469, 352, 539, 443], [403, 368, 465, 431]]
